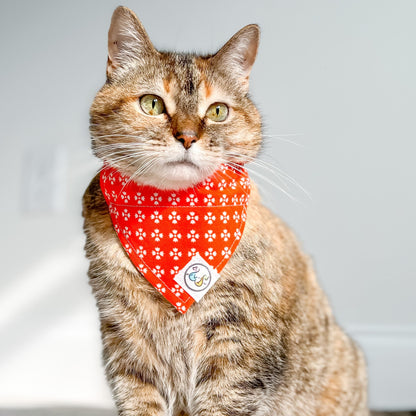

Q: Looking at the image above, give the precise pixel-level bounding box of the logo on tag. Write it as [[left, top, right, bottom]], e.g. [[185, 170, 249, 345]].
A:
[[184, 263, 211, 292], [174, 253, 220, 302]]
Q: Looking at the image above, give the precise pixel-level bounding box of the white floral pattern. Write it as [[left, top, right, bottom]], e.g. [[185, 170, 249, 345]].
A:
[[202, 178, 214, 190], [218, 179, 228, 191], [168, 211, 181, 224], [152, 265, 165, 278], [219, 194, 229, 205], [156, 283, 166, 293], [120, 191, 130, 203], [204, 230, 216, 242], [222, 247, 232, 259], [176, 302, 186, 312], [169, 248, 182, 261], [220, 212, 230, 223], [136, 246, 147, 258], [204, 212, 216, 224], [135, 228, 146, 240], [221, 230, 231, 241], [134, 210, 145, 222], [121, 208, 130, 221], [118, 175, 128, 186], [171, 284, 184, 296], [134, 192, 145, 204], [151, 229, 163, 242], [204, 194, 215, 206], [122, 226, 131, 238], [152, 247, 164, 260], [186, 194, 198, 206], [240, 177, 250, 189], [168, 193, 180, 205], [205, 248, 217, 260], [151, 211, 163, 223], [187, 230, 200, 243], [170, 265, 180, 275], [169, 230, 182, 242], [110, 207, 119, 219], [150, 192, 162, 205], [186, 212, 198, 224]]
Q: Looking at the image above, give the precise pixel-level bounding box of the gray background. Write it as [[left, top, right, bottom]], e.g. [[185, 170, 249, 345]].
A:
[[0, 0, 415, 411]]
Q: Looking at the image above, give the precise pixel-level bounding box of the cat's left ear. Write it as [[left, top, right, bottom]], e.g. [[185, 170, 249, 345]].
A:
[[211, 24, 260, 91], [107, 6, 156, 78]]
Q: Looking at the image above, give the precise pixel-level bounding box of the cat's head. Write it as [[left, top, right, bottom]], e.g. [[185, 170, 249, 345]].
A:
[[90, 6, 261, 190]]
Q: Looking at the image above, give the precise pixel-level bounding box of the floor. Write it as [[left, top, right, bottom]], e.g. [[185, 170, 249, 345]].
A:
[[0, 410, 115, 416], [0, 410, 113, 416], [0, 409, 415, 416]]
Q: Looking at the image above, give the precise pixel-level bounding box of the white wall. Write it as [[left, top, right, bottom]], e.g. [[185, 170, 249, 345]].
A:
[[0, 0, 415, 410]]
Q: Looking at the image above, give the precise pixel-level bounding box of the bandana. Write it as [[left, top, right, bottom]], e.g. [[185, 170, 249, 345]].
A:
[[100, 164, 250, 313]]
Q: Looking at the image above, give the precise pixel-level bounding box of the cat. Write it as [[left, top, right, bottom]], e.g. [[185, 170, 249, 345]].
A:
[[83, 6, 368, 416]]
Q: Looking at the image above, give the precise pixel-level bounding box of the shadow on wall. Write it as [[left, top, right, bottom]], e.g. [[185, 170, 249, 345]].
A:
[[0, 240, 88, 362], [0, 237, 113, 407]]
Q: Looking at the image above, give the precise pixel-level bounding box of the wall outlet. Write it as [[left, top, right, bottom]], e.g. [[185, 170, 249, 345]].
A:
[[22, 146, 67, 214]]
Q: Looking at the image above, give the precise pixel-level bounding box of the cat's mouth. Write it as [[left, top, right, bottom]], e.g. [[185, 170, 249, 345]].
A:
[[166, 160, 198, 169], [154, 156, 215, 190]]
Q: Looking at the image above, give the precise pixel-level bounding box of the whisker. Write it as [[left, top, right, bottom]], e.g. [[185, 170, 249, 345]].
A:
[[223, 151, 310, 201], [262, 133, 305, 147], [216, 162, 251, 198], [221, 161, 273, 201]]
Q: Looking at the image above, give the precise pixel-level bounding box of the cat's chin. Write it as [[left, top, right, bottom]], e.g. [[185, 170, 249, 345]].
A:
[[137, 161, 217, 191]]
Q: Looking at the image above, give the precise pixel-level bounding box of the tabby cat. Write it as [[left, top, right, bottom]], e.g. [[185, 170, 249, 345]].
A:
[[83, 6, 368, 415]]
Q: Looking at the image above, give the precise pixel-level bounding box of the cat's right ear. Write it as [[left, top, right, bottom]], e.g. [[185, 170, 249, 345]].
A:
[[107, 6, 156, 78]]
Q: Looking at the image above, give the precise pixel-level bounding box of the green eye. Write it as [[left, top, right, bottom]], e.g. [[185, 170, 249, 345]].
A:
[[206, 103, 229, 122], [140, 94, 165, 116]]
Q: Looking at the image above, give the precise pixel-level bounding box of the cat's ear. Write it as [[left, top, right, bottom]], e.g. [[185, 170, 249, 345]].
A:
[[211, 24, 260, 90], [107, 6, 156, 78]]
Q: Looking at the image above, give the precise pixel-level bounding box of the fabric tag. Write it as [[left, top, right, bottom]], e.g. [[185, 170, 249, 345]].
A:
[[173, 252, 220, 302]]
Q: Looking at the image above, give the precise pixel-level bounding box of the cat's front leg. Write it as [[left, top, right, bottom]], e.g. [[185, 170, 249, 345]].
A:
[[190, 312, 284, 416], [102, 335, 169, 416], [109, 369, 169, 416]]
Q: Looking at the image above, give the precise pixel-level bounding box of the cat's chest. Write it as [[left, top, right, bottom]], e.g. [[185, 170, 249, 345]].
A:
[[142, 311, 199, 412]]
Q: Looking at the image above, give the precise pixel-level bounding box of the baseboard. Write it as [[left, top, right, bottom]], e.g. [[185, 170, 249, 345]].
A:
[[347, 325, 416, 411]]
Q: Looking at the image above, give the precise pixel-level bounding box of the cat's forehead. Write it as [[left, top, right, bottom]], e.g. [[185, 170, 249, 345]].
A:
[[125, 52, 237, 115], [163, 53, 200, 110], [169, 54, 198, 95]]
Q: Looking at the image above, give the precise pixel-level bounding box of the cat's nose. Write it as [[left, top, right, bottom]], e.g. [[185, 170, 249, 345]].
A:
[[175, 131, 199, 150]]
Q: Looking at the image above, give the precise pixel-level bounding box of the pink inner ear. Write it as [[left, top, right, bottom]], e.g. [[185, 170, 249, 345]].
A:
[[106, 55, 118, 77]]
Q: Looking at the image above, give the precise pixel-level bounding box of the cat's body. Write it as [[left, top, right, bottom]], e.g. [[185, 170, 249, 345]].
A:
[[83, 6, 368, 415]]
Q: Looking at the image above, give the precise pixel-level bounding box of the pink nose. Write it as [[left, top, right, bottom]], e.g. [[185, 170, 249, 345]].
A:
[[175, 131, 199, 150]]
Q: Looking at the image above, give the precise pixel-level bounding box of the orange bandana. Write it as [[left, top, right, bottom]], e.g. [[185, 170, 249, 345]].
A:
[[100, 164, 250, 313]]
